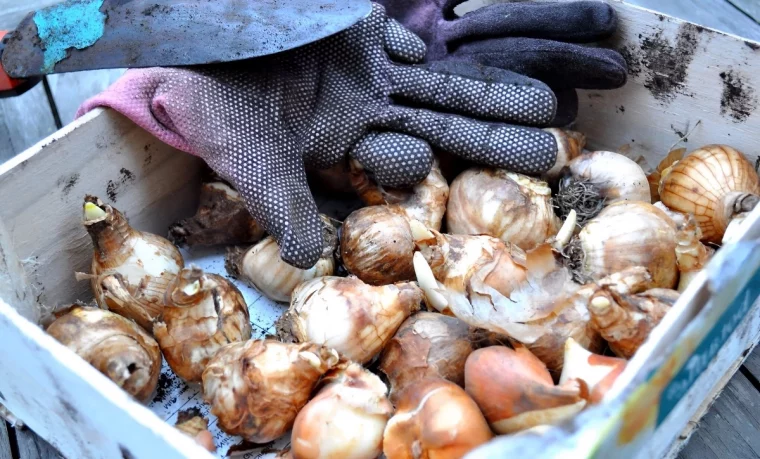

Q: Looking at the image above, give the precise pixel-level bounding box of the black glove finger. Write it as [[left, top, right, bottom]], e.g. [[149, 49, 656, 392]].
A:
[[443, 1, 617, 45], [377, 106, 562, 175], [384, 18, 427, 64], [552, 88, 579, 127], [451, 37, 628, 90], [389, 60, 556, 127], [350, 131, 433, 188], [224, 155, 323, 269]]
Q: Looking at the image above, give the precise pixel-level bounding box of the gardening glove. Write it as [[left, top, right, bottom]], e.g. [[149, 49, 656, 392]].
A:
[[377, 0, 628, 125], [77, 3, 562, 269]]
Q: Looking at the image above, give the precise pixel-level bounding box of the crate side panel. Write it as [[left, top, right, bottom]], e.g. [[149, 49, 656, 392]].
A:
[[0, 299, 215, 459], [638, 294, 760, 458], [576, 1, 760, 167], [0, 109, 204, 311]]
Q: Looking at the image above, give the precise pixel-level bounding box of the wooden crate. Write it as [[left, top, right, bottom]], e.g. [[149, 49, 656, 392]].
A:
[[1, 1, 759, 457]]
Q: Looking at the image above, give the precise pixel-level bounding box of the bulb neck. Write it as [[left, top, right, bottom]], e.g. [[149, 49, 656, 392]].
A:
[[717, 192, 759, 238], [85, 208, 137, 263]]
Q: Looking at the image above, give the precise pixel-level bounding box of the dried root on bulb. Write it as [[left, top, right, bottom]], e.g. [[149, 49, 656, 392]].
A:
[[81, 195, 184, 332], [154, 267, 252, 383], [201, 340, 340, 443], [281, 276, 422, 364], [570, 201, 678, 289], [226, 215, 337, 302], [556, 151, 651, 225], [46, 306, 161, 403], [349, 157, 449, 231], [169, 181, 265, 247]]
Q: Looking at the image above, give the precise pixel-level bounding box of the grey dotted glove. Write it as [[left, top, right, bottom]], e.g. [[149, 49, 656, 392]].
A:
[[78, 3, 560, 269]]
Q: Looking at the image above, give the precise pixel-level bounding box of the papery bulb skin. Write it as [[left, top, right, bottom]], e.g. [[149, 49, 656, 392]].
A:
[[574, 201, 678, 289], [464, 345, 587, 434], [350, 158, 449, 231], [47, 306, 161, 403], [659, 145, 760, 243], [168, 181, 265, 247], [201, 340, 340, 443], [559, 338, 626, 404], [175, 408, 216, 452], [589, 288, 679, 359], [340, 206, 416, 285], [542, 128, 587, 183], [447, 168, 560, 251], [291, 363, 392, 459], [523, 284, 605, 378], [284, 276, 422, 364], [226, 216, 337, 302], [675, 214, 713, 292], [83, 195, 184, 332], [379, 312, 477, 403], [383, 378, 492, 459], [154, 267, 252, 383]]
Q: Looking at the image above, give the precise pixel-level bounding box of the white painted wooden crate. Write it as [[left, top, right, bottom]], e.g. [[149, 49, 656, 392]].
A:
[[1, 1, 760, 458]]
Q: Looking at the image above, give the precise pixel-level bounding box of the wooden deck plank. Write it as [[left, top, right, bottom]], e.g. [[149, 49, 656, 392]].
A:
[[622, 0, 760, 41], [14, 427, 62, 459], [0, 83, 58, 163], [744, 347, 760, 380], [47, 70, 126, 126], [0, 422, 12, 459], [726, 0, 760, 23], [678, 371, 760, 459]]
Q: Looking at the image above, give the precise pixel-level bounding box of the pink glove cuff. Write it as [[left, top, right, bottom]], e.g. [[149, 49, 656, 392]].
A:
[[76, 69, 196, 155]]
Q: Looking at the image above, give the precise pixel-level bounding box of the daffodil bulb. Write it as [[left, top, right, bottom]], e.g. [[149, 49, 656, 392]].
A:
[[81, 195, 184, 332], [660, 145, 760, 243], [226, 215, 337, 302], [281, 276, 422, 364], [154, 267, 252, 383], [447, 168, 560, 251], [350, 157, 449, 231]]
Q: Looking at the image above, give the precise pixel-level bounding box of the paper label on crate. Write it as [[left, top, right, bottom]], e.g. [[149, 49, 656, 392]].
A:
[[654, 241, 760, 426]]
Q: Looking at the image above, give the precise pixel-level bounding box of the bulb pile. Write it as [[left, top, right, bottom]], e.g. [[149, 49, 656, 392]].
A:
[[46, 139, 757, 456]]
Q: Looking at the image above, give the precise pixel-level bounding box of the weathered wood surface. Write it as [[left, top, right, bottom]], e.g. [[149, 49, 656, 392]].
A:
[[0, 422, 11, 459], [745, 347, 760, 380], [726, 0, 760, 23], [624, 0, 760, 41], [47, 71, 125, 126], [0, 108, 204, 311], [679, 368, 760, 459], [0, 84, 58, 164], [14, 427, 62, 459]]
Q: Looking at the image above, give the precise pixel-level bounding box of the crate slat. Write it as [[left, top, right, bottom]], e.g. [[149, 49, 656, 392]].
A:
[[0, 422, 11, 459], [15, 427, 62, 459], [745, 348, 760, 381]]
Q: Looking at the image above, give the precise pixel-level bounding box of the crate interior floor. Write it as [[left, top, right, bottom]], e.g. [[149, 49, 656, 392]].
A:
[[1, 347, 758, 459]]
